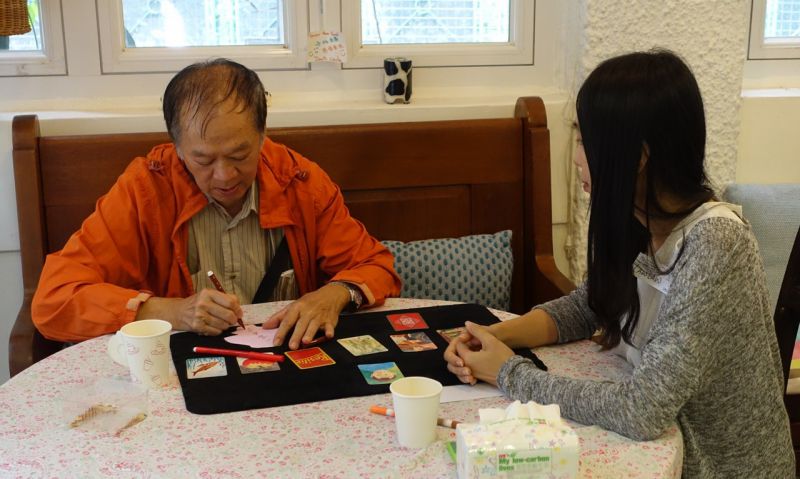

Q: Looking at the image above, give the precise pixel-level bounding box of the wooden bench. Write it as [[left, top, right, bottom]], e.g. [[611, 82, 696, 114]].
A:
[[10, 96, 574, 377]]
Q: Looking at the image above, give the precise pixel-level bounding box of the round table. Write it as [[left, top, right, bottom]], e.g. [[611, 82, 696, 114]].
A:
[[0, 298, 682, 478]]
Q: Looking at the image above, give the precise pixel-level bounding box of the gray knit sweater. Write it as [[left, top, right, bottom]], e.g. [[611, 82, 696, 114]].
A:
[[497, 216, 794, 478]]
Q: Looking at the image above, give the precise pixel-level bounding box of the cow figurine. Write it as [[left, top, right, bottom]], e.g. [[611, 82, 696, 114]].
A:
[[383, 57, 412, 104]]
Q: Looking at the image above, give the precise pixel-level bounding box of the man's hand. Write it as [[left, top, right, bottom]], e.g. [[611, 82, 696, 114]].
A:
[[261, 283, 350, 350], [444, 321, 515, 386], [138, 289, 243, 336]]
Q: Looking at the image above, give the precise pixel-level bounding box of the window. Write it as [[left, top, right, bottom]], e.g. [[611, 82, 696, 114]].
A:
[[97, 0, 309, 73], [121, 1, 285, 48], [0, 0, 66, 76], [361, 0, 510, 45], [3, 0, 43, 51], [341, 0, 534, 68], [749, 0, 800, 59]]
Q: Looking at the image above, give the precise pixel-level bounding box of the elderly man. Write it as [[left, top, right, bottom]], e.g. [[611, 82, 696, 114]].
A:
[[32, 59, 401, 350]]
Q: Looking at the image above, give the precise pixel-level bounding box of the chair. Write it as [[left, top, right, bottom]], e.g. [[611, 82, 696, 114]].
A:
[[724, 184, 800, 472], [777, 226, 800, 473]]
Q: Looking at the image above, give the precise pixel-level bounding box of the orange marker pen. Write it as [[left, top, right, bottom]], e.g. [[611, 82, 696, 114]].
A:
[[369, 405, 461, 429]]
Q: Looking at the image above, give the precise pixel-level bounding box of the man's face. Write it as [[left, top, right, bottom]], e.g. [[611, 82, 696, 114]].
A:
[[175, 101, 264, 217]]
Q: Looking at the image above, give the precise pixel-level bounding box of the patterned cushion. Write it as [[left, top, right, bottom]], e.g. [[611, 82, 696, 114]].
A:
[[382, 230, 513, 311]]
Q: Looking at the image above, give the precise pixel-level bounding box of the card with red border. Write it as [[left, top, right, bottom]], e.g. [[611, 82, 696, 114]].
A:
[[285, 347, 336, 369], [386, 312, 429, 331]]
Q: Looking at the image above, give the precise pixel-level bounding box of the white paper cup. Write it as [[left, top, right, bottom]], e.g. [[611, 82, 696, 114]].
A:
[[390, 376, 443, 448], [107, 319, 172, 389]]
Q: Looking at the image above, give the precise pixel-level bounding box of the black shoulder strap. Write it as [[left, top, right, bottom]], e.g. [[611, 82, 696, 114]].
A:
[[252, 236, 290, 304]]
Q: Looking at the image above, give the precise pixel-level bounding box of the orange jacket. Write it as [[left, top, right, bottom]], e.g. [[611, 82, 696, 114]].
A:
[[32, 138, 401, 342]]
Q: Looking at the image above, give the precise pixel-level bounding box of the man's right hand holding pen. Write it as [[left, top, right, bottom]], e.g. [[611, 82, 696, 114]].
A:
[[134, 288, 244, 336]]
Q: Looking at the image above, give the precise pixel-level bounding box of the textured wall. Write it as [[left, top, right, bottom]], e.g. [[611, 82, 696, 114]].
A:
[[561, 0, 751, 282]]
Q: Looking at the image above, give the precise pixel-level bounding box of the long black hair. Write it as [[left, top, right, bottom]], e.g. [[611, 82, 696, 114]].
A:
[[162, 58, 267, 144], [576, 49, 714, 348]]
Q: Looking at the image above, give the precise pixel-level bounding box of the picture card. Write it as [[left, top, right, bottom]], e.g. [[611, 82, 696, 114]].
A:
[[285, 347, 336, 370], [186, 357, 227, 379], [390, 332, 437, 352], [358, 362, 404, 385], [236, 356, 280, 374], [337, 335, 388, 356], [386, 312, 429, 331], [437, 327, 466, 344]]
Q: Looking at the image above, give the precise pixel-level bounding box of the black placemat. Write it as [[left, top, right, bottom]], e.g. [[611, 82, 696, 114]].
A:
[[171, 303, 546, 414]]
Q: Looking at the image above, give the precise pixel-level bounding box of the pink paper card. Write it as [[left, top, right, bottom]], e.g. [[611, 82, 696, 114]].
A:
[[224, 325, 278, 348]]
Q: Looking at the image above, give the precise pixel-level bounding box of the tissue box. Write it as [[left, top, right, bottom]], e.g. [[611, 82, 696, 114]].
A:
[[456, 401, 579, 479]]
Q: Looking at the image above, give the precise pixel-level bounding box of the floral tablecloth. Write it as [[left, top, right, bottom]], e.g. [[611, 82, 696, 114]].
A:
[[0, 298, 682, 478]]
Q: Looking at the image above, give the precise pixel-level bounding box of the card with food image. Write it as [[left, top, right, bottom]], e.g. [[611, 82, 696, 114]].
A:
[[236, 356, 280, 374], [357, 362, 404, 385], [390, 332, 438, 352], [337, 335, 388, 356], [186, 357, 227, 379], [386, 312, 429, 331], [285, 347, 336, 369], [437, 327, 466, 344]]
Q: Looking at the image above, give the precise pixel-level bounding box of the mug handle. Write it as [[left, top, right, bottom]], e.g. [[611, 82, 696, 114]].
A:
[[107, 332, 128, 367]]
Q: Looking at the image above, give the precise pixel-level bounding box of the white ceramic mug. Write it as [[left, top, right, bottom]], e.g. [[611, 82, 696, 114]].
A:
[[107, 319, 172, 389], [390, 376, 443, 448]]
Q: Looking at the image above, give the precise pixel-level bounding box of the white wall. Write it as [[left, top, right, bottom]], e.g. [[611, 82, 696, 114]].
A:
[[560, 0, 755, 282], [737, 92, 800, 183]]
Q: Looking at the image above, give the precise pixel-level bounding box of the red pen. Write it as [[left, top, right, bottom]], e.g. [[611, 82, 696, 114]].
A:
[[193, 346, 285, 363], [207, 270, 245, 330]]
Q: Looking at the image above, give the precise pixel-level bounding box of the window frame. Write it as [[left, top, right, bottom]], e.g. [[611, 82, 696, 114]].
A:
[[96, 0, 311, 74], [339, 0, 535, 69], [749, 0, 800, 60], [0, 0, 66, 77]]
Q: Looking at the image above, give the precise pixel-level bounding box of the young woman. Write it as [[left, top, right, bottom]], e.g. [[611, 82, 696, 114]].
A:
[[444, 50, 794, 477]]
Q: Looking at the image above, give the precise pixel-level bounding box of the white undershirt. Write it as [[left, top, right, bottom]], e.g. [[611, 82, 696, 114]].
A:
[[611, 202, 745, 366]]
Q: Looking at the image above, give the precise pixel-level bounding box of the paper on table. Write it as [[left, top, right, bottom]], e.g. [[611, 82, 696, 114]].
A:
[[224, 325, 278, 348], [440, 383, 503, 403]]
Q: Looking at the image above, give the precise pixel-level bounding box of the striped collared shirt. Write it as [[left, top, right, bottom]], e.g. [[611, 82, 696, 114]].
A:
[[187, 185, 297, 304]]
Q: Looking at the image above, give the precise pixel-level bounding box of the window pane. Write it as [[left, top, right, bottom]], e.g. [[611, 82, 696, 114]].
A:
[[361, 0, 510, 45], [2, 0, 43, 52], [121, 0, 285, 48], [764, 0, 800, 40]]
